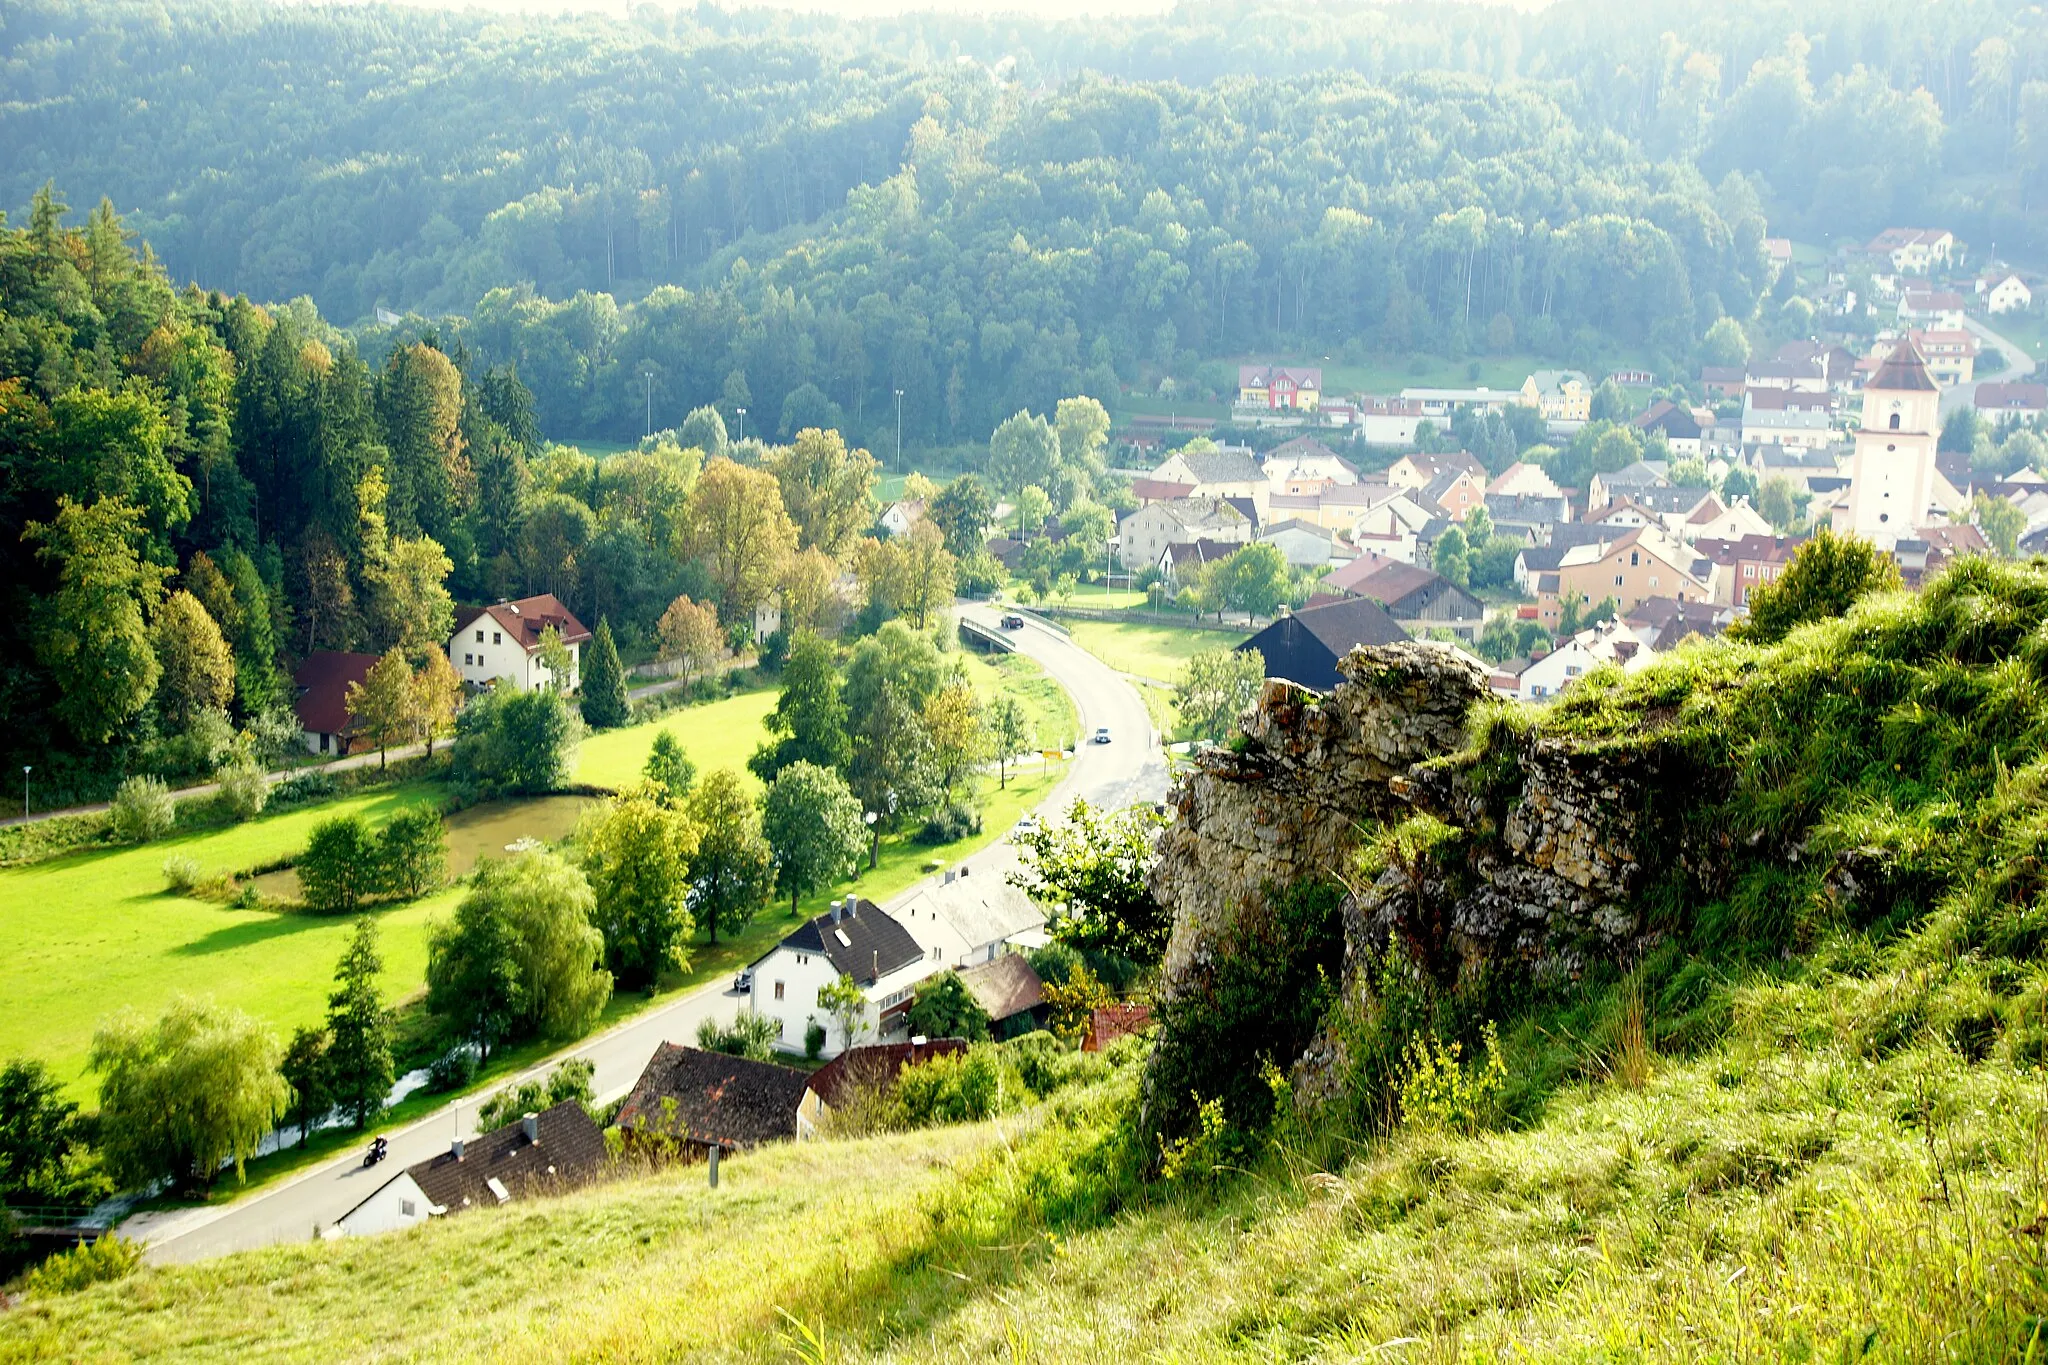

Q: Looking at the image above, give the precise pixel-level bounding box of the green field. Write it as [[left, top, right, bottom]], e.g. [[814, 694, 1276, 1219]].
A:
[[1066, 619, 1231, 683], [0, 782, 452, 1098], [2, 653, 1076, 1105]]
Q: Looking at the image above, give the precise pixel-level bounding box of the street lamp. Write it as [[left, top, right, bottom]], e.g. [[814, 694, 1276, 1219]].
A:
[[20, 766, 28, 821], [641, 368, 654, 439], [893, 388, 904, 467], [735, 406, 746, 443], [864, 810, 879, 870]]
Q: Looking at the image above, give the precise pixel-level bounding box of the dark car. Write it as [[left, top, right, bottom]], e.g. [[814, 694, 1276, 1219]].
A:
[[1001, 614, 1026, 629]]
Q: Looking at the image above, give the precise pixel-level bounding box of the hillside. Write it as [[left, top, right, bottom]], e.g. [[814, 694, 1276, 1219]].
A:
[[11, 559, 2048, 1359]]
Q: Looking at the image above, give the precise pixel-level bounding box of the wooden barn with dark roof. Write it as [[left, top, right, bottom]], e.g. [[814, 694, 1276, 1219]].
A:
[[1238, 597, 1409, 691]]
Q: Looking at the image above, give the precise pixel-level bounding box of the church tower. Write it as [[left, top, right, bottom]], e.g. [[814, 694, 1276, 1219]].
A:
[[1843, 338, 1940, 550]]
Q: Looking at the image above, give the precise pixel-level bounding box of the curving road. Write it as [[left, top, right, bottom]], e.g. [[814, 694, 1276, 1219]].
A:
[[1947, 313, 2040, 418], [135, 606, 1166, 1264]]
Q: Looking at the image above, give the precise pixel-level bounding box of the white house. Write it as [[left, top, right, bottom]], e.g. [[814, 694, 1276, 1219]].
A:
[[1260, 435, 1359, 492], [1981, 273, 2032, 314], [1688, 498, 1776, 544], [747, 897, 938, 1058], [1868, 228, 1955, 275], [1898, 290, 1967, 331], [1357, 396, 1439, 447], [1149, 449, 1268, 515], [1513, 619, 1659, 702], [331, 1101, 606, 1238], [1116, 497, 1251, 571], [879, 499, 926, 537], [889, 864, 1045, 969], [449, 594, 590, 693], [1258, 518, 1346, 568]]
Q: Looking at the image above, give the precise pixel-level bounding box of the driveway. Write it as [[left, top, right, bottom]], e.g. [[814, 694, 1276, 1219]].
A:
[[135, 607, 1167, 1264]]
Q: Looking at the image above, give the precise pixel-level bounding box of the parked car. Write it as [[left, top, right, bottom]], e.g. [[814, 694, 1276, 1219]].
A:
[[1092, 727, 1112, 744], [732, 968, 753, 995], [1000, 613, 1026, 629], [1012, 813, 1039, 838]]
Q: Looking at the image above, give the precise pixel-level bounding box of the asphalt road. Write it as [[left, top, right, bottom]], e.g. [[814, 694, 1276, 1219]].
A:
[[1947, 313, 2039, 418], [136, 605, 1167, 1264]]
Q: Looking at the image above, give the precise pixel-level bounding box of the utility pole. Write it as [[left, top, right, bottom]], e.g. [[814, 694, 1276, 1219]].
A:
[[894, 388, 904, 467], [735, 406, 746, 444], [642, 370, 653, 439], [20, 766, 28, 821]]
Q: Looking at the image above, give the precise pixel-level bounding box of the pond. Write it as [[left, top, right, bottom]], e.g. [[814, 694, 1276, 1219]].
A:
[[249, 794, 598, 902]]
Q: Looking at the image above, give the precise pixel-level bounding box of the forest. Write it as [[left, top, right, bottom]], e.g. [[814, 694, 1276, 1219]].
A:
[[5, 0, 2045, 449]]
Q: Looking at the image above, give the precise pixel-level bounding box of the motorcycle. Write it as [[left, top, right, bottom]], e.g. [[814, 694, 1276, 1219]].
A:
[[363, 1137, 389, 1168]]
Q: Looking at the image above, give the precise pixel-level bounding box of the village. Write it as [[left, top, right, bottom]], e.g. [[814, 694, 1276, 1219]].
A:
[[1051, 225, 2048, 703]]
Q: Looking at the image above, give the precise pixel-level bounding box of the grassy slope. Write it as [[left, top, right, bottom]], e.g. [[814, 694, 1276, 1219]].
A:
[[10, 999, 2042, 1360]]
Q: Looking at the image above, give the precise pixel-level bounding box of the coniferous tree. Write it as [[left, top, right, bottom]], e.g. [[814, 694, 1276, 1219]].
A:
[[581, 617, 630, 729], [325, 919, 394, 1129]]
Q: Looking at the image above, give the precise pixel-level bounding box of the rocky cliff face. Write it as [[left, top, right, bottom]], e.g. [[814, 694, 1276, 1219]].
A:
[[1152, 640, 1691, 1028]]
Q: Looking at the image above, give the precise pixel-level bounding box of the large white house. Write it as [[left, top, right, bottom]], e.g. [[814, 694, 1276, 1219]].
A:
[[747, 897, 938, 1057], [889, 864, 1045, 969], [448, 594, 590, 693]]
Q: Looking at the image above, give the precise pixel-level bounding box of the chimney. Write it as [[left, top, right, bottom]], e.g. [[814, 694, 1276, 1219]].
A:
[[830, 899, 842, 923], [522, 1112, 539, 1143], [848, 898, 859, 918], [451, 1137, 465, 1161]]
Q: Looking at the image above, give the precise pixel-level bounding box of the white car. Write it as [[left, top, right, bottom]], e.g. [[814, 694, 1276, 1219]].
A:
[[1092, 727, 1112, 744], [1011, 814, 1040, 841]]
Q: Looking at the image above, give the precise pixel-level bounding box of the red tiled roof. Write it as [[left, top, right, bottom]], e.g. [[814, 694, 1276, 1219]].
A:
[[453, 594, 593, 654], [293, 651, 380, 736], [1083, 1004, 1152, 1052], [1130, 478, 1196, 502], [806, 1038, 970, 1109]]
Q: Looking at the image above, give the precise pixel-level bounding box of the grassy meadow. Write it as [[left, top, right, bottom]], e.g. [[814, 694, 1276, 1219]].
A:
[[0, 648, 1076, 1104], [1065, 618, 1230, 683]]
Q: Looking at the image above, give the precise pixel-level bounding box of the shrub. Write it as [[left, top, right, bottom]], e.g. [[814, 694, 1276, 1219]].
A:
[[1398, 1022, 1506, 1134], [424, 1045, 480, 1093], [214, 756, 269, 822], [896, 1048, 1008, 1126], [450, 685, 578, 800], [269, 770, 338, 808], [162, 855, 203, 894], [804, 1019, 827, 1060], [109, 775, 175, 844], [476, 1057, 596, 1131], [297, 814, 380, 913], [696, 1011, 779, 1061], [22, 1235, 143, 1296], [916, 801, 982, 846]]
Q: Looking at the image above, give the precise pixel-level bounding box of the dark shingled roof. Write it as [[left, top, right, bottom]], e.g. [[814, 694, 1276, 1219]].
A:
[[1239, 598, 1409, 691], [616, 1044, 814, 1150], [774, 897, 924, 985], [805, 1038, 971, 1109], [395, 1100, 608, 1217], [1869, 338, 1939, 393]]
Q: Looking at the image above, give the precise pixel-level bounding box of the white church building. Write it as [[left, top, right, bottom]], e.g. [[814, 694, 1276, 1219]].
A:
[[1839, 338, 1941, 551]]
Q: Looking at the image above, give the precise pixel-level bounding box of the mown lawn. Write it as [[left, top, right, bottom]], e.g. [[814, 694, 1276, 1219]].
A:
[[0, 782, 452, 1098], [1065, 618, 1232, 683], [575, 687, 779, 791]]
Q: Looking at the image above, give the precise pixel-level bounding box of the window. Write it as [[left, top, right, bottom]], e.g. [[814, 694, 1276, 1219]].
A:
[[474, 629, 484, 642], [773, 981, 785, 1001], [1649, 576, 1658, 587], [1615, 574, 1624, 586], [1630, 550, 1639, 567], [493, 632, 502, 645], [401, 1199, 416, 1217], [1566, 666, 1581, 677], [464, 653, 473, 665], [319, 732, 330, 753], [1743, 565, 1756, 579], [1889, 413, 1900, 430]]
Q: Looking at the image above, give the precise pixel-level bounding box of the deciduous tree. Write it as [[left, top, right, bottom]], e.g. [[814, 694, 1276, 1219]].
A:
[[752, 631, 851, 780], [766, 426, 878, 557], [1010, 798, 1171, 964], [1729, 527, 1902, 645], [761, 761, 867, 915], [24, 496, 170, 744], [1175, 646, 1265, 744], [152, 589, 235, 730], [643, 730, 697, 803], [579, 784, 700, 987], [688, 768, 773, 945], [426, 889, 525, 1064], [344, 647, 416, 767], [467, 851, 612, 1040], [298, 813, 380, 914], [656, 593, 724, 684], [90, 997, 285, 1190], [685, 456, 797, 624]]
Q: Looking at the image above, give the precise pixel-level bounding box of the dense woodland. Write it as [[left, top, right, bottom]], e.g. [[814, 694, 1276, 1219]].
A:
[[5, 0, 2045, 449]]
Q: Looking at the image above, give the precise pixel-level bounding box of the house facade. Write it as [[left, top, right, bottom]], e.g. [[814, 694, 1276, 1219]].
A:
[[1237, 365, 1323, 411], [1982, 273, 2032, 314], [1521, 370, 1591, 422], [1147, 450, 1269, 515], [293, 651, 379, 755], [1868, 228, 1955, 274], [1898, 290, 1967, 330], [746, 898, 936, 1057], [888, 865, 1044, 969], [449, 594, 589, 693], [332, 1101, 607, 1238], [1693, 533, 1808, 609], [1512, 620, 1659, 701], [1978, 382, 2048, 423], [1116, 497, 1251, 571], [1907, 328, 1977, 386], [1554, 525, 1716, 612], [1358, 396, 1436, 446]]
